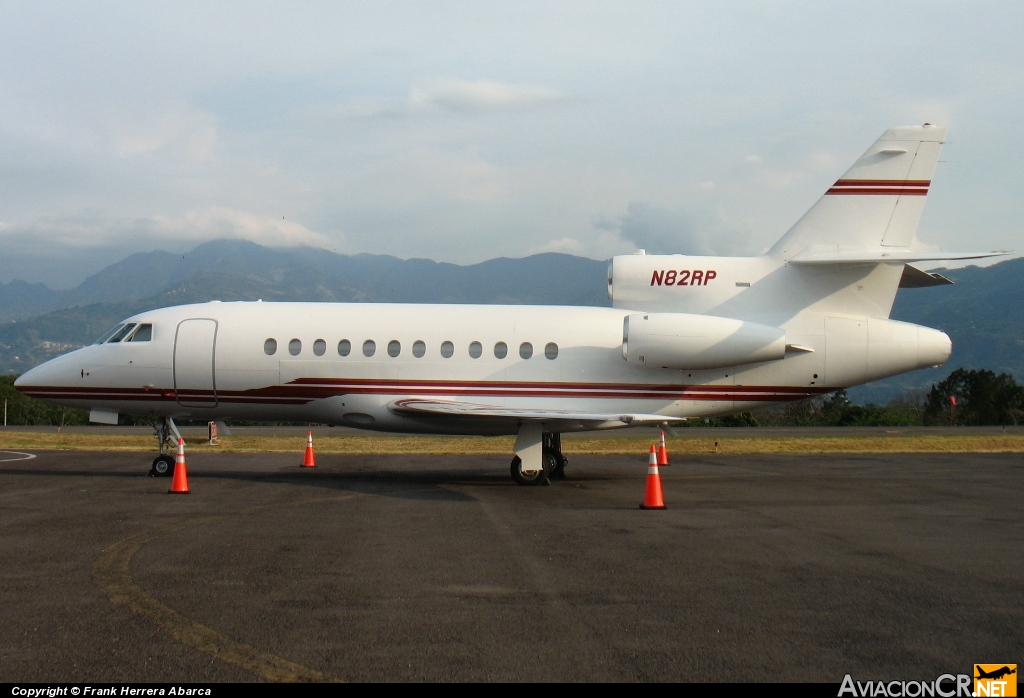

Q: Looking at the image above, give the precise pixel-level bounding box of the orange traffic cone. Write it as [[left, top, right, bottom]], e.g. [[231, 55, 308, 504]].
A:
[[640, 444, 666, 510], [657, 430, 670, 466], [169, 438, 190, 494], [301, 430, 316, 468]]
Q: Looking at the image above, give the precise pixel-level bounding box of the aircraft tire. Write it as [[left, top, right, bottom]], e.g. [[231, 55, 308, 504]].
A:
[[510, 455, 549, 486], [551, 454, 568, 480], [151, 454, 175, 478], [541, 449, 562, 482]]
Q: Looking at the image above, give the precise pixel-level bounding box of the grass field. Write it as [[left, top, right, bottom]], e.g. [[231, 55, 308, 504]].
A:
[[3, 431, 1024, 455]]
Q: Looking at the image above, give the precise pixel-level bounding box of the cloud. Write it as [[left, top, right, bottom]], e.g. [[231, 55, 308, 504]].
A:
[[0, 209, 336, 287], [0, 208, 333, 249], [410, 79, 565, 112], [528, 237, 586, 255], [2, 3, 1022, 286], [316, 78, 566, 120], [114, 107, 218, 161], [527, 232, 635, 261], [597, 202, 755, 257], [144, 207, 333, 247]]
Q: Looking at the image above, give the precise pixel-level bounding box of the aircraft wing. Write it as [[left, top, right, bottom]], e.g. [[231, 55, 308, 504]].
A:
[[389, 398, 686, 428]]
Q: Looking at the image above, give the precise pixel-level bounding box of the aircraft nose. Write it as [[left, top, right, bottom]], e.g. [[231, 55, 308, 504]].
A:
[[13, 364, 39, 390], [14, 353, 78, 394]]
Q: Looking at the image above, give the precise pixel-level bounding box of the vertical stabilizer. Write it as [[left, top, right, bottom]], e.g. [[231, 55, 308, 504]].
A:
[[609, 125, 977, 321], [770, 124, 946, 259]]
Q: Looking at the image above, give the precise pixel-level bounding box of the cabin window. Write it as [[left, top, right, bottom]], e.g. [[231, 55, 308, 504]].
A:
[[289, 339, 302, 356], [313, 339, 326, 356], [388, 340, 401, 357], [519, 342, 533, 359], [95, 324, 126, 344], [126, 324, 152, 342], [338, 339, 351, 356], [440, 341, 454, 358], [545, 342, 558, 360], [264, 338, 277, 355], [412, 340, 426, 358], [494, 341, 508, 359], [468, 341, 482, 359], [363, 340, 376, 357], [107, 324, 137, 343]]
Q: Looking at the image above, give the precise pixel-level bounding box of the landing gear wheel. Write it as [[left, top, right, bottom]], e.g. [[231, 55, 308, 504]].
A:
[[551, 454, 568, 480], [541, 432, 566, 479], [541, 449, 562, 482], [510, 455, 550, 486], [151, 454, 175, 478]]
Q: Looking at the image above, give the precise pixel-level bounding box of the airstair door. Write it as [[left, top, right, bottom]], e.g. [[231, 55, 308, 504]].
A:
[[174, 319, 218, 408]]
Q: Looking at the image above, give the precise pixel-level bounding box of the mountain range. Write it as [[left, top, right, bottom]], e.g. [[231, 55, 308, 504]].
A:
[[1, 239, 1020, 404]]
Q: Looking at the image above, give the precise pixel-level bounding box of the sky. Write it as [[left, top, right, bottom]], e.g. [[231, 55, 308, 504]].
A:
[[1, 1, 1022, 288]]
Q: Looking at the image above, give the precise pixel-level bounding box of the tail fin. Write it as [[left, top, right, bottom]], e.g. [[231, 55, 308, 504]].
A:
[[608, 124, 1005, 320], [770, 123, 946, 259]]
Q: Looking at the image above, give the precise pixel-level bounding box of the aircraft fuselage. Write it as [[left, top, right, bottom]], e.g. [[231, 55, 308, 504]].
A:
[[16, 300, 949, 435]]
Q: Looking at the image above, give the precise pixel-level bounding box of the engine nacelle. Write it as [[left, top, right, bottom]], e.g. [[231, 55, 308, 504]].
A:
[[622, 313, 787, 370], [608, 252, 774, 314]]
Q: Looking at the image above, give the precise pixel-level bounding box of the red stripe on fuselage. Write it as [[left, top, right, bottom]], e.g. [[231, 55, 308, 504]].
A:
[[283, 378, 827, 393]]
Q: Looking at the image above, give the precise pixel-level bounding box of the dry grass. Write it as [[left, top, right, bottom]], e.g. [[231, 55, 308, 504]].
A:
[[3, 432, 1024, 454]]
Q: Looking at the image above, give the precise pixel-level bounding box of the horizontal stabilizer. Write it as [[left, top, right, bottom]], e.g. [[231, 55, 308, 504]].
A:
[[390, 398, 686, 427], [899, 265, 953, 288], [790, 250, 1008, 265]]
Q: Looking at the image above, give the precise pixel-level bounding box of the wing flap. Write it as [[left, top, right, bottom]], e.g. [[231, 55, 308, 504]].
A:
[[390, 398, 685, 427]]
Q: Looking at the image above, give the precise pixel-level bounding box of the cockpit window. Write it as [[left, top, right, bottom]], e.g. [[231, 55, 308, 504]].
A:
[[95, 324, 126, 344], [107, 323, 137, 343], [125, 324, 152, 342]]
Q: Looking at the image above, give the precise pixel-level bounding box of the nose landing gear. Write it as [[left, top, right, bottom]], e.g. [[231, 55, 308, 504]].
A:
[[148, 417, 182, 478], [151, 453, 175, 477]]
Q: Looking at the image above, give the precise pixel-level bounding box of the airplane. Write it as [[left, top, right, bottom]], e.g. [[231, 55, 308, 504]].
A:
[[15, 124, 1007, 485], [976, 666, 1016, 681]]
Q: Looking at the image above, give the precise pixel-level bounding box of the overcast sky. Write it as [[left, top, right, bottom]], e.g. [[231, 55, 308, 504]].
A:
[[1, 1, 1022, 288]]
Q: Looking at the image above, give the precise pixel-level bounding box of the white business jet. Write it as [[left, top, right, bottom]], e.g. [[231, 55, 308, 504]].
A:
[[15, 124, 1005, 484]]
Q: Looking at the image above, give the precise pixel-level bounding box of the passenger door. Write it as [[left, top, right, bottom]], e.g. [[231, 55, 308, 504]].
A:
[[174, 319, 218, 408]]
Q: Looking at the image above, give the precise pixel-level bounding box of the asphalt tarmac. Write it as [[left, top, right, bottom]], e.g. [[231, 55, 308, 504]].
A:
[[0, 448, 1021, 682]]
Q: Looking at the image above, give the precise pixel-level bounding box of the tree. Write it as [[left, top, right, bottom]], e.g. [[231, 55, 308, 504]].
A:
[[0, 375, 89, 426], [924, 368, 1024, 425], [820, 389, 852, 425]]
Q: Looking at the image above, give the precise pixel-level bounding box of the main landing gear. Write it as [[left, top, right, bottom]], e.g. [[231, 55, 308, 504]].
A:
[[510, 427, 568, 486], [148, 416, 182, 478]]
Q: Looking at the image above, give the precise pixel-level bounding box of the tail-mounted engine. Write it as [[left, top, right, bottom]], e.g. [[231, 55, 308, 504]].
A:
[[608, 252, 773, 315], [622, 312, 786, 370]]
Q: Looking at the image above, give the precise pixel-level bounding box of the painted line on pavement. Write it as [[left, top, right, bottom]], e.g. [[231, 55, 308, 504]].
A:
[[0, 451, 37, 462], [93, 495, 358, 682]]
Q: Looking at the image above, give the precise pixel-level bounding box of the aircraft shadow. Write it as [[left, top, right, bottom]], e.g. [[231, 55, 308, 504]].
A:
[[224, 469, 488, 502], [0, 465, 498, 502]]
